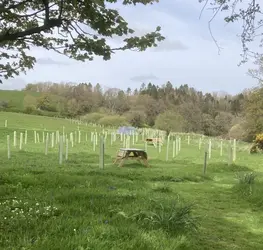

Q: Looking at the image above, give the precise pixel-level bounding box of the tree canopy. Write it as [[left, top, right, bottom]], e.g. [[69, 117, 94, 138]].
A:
[[1, 0, 263, 83], [3, 79, 263, 141], [0, 0, 164, 82]]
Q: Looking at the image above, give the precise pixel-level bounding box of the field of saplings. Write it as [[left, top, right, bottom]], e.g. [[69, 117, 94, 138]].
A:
[[0, 111, 263, 250]]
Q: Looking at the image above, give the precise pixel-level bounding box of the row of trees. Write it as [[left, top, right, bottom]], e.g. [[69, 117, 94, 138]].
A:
[[16, 81, 261, 141]]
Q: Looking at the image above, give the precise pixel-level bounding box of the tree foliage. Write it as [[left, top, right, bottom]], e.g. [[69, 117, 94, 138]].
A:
[[23, 94, 37, 113], [243, 87, 263, 140], [200, 0, 262, 63], [0, 0, 164, 82], [125, 110, 146, 127], [98, 115, 128, 127], [229, 124, 245, 140], [4, 80, 262, 140], [155, 111, 185, 135]]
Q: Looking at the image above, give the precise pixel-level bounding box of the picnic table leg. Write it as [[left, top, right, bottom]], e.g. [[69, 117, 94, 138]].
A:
[[113, 157, 122, 164], [142, 159, 150, 167], [118, 158, 126, 167]]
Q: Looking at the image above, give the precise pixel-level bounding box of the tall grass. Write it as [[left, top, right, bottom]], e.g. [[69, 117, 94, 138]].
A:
[[233, 172, 263, 208], [116, 199, 199, 235]]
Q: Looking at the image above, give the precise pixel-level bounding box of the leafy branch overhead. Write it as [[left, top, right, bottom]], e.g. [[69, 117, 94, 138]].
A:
[[0, 0, 165, 82], [200, 0, 262, 62]]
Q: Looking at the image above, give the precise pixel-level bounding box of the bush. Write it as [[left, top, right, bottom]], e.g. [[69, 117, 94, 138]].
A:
[[81, 113, 105, 124], [3, 107, 23, 113], [255, 133, 263, 150], [23, 94, 37, 111], [117, 200, 199, 235], [24, 106, 35, 114], [0, 100, 9, 109], [125, 110, 146, 128], [155, 111, 185, 134], [249, 133, 263, 153], [236, 172, 257, 185], [229, 124, 245, 140], [233, 173, 263, 208], [98, 115, 128, 127]]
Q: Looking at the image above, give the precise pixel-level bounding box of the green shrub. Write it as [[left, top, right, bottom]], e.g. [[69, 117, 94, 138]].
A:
[[98, 115, 128, 127], [237, 172, 257, 185], [24, 106, 35, 114], [155, 111, 185, 134], [116, 200, 199, 235], [125, 110, 146, 127], [233, 172, 263, 208], [229, 124, 245, 140], [81, 113, 105, 123]]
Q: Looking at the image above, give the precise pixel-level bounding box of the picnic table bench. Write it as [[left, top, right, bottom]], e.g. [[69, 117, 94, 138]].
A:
[[113, 148, 150, 168]]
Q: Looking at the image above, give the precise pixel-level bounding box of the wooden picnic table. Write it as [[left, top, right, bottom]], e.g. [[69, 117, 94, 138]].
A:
[[113, 148, 150, 168], [145, 138, 163, 147]]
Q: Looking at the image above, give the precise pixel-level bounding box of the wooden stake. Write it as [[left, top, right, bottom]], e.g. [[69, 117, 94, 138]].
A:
[[19, 133, 23, 150], [78, 130, 81, 143], [51, 133, 54, 148], [203, 150, 208, 175], [99, 135, 105, 169], [45, 133, 49, 155], [233, 139, 236, 162], [59, 136, 63, 165], [172, 140, 175, 158], [65, 138, 69, 160], [7, 135, 10, 159], [166, 136, 170, 161], [228, 142, 233, 166], [208, 139, 212, 159], [13, 131, 17, 147]]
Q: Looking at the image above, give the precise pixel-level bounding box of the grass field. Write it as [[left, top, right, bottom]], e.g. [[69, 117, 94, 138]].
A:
[[0, 90, 41, 110], [1, 111, 263, 250]]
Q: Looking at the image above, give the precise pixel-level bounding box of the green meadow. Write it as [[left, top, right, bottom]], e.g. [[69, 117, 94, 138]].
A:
[[0, 90, 41, 111], [0, 111, 263, 250]]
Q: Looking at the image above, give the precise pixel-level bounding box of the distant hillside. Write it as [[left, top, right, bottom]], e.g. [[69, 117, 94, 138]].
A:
[[0, 90, 41, 111], [0, 81, 259, 142]]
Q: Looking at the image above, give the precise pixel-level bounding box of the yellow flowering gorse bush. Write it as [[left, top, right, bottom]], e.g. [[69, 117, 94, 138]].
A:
[[255, 133, 263, 150]]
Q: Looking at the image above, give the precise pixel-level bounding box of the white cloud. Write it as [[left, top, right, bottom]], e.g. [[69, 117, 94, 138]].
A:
[[36, 57, 71, 65], [153, 39, 188, 52], [1, 0, 260, 94], [130, 74, 159, 82]]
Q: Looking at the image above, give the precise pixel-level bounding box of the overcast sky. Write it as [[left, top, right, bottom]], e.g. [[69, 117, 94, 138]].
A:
[[1, 0, 261, 94]]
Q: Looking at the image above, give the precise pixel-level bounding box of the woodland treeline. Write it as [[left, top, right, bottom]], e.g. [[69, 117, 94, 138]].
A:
[[1, 81, 263, 141]]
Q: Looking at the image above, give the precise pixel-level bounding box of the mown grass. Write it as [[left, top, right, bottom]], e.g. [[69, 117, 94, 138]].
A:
[[1, 111, 263, 249]]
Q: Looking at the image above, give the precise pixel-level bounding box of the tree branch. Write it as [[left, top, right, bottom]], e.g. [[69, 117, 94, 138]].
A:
[[6, 4, 56, 19], [0, 19, 63, 43], [58, 0, 64, 20], [0, 0, 28, 13], [42, 0, 50, 25]]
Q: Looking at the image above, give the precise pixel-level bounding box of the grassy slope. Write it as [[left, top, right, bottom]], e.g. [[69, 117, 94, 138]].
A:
[[0, 90, 41, 110], [0, 112, 263, 250]]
